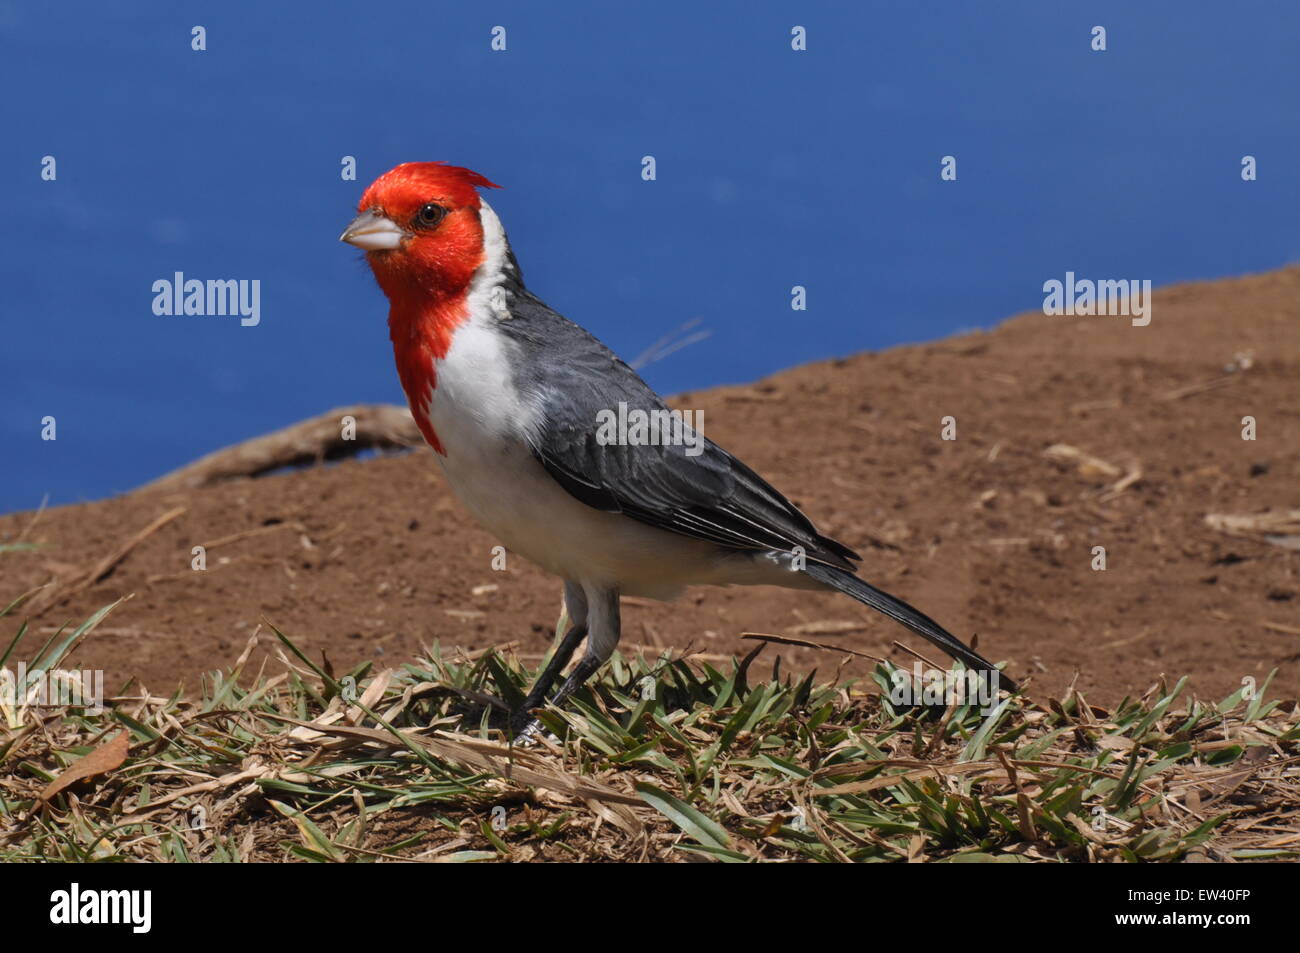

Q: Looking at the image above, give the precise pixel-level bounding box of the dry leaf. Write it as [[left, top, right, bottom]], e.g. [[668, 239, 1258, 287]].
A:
[[39, 732, 130, 803]]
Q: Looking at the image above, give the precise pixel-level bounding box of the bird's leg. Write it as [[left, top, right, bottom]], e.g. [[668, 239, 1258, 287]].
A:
[[542, 655, 604, 713], [512, 622, 586, 733], [511, 582, 588, 737], [513, 586, 618, 743]]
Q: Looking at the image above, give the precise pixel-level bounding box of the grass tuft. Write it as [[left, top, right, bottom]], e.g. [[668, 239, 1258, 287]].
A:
[[1, 601, 1297, 862]]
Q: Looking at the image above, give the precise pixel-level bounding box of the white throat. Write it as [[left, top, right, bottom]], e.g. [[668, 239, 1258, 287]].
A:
[[468, 199, 512, 321]]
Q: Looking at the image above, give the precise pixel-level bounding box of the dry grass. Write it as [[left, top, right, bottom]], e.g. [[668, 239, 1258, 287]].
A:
[[1, 595, 1297, 863]]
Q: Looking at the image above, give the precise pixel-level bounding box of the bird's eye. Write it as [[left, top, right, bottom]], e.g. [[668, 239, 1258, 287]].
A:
[[415, 203, 447, 228]]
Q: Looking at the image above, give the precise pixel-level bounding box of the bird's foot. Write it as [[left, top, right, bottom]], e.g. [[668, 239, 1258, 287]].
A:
[[510, 717, 545, 747], [508, 699, 544, 744]]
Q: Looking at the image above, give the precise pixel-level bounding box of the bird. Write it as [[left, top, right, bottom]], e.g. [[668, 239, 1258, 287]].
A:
[[340, 162, 1016, 738]]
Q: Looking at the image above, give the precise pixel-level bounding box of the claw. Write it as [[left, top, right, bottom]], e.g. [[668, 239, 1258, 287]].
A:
[[511, 718, 544, 746]]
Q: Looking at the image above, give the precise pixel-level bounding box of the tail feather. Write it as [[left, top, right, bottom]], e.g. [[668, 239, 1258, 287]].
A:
[[804, 562, 1017, 693]]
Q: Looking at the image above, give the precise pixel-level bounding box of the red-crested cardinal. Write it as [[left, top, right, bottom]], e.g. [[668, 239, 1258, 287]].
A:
[[341, 162, 1015, 737]]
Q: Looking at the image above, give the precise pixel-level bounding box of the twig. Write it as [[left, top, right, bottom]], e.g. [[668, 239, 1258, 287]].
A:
[[135, 404, 424, 493], [629, 319, 711, 371], [1158, 376, 1236, 401], [27, 507, 186, 613], [16, 494, 49, 543], [741, 631, 885, 663]]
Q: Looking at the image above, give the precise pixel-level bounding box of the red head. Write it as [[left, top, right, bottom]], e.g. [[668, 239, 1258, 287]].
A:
[[341, 162, 502, 306], [340, 163, 503, 454]]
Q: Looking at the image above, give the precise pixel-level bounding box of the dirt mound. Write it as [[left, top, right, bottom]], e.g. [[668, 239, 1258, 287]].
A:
[[4, 267, 1299, 703]]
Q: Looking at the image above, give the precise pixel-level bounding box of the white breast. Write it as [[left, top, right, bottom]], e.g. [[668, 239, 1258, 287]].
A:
[[416, 201, 769, 599], [420, 316, 710, 597]]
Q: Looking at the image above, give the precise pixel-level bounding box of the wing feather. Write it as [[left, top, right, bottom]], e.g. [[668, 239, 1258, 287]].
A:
[[499, 292, 859, 570]]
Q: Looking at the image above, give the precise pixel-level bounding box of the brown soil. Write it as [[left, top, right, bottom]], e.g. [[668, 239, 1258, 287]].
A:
[[4, 267, 1298, 704]]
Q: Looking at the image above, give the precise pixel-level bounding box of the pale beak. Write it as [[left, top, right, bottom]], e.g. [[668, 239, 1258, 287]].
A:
[[339, 208, 410, 251]]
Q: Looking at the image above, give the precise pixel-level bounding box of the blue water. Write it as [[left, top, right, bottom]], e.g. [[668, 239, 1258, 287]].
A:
[[4, 1, 1298, 512]]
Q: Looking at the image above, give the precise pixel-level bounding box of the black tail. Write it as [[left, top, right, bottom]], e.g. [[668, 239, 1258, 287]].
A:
[[804, 562, 1017, 693]]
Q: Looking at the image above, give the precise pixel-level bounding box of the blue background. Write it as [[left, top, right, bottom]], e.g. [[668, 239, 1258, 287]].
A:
[[3, 1, 1298, 512]]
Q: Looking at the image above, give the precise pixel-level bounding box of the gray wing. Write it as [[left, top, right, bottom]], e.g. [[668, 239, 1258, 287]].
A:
[[499, 292, 860, 570]]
